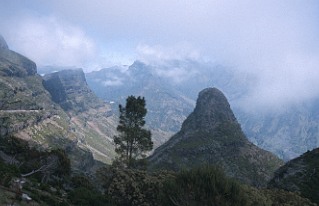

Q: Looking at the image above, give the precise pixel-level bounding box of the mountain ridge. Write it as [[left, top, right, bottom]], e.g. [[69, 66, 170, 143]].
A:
[[86, 61, 196, 148], [268, 147, 319, 204]]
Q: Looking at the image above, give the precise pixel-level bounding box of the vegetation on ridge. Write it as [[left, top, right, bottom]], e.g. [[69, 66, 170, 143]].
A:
[[268, 148, 319, 204]]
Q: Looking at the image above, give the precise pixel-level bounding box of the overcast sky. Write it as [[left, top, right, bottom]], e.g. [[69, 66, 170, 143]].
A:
[[1, 0, 319, 111]]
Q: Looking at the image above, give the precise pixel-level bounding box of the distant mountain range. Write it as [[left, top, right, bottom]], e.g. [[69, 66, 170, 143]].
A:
[[86, 61, 196, 148], [85, 60, 319, 161], [38, 59, 319, 162]]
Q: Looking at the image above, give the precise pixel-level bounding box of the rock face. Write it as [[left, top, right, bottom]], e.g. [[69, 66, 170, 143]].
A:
[[43, 69, 118, 163], [269, 148, 319, 204], [149, 88, 283, 187], [43, 69, 99, 112], [182, 88, 237, 131], [0, 35, 8, 49]]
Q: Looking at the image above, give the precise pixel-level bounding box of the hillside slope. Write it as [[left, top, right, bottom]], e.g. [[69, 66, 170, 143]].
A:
[[268, 148, 319, 204], [0, 36, 115, 171]]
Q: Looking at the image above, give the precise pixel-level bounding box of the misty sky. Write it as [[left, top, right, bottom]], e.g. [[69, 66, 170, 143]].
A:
[[1, 0, 319, 111]]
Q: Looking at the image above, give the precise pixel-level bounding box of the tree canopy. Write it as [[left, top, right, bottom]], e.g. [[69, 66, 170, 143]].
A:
[[114, 96, 153, 168]]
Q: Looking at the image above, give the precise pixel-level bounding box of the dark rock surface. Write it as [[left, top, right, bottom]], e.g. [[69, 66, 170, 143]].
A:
[[269, 148, 319, 204], [182, 88, 237, 131], [43, 69, 102, 112]]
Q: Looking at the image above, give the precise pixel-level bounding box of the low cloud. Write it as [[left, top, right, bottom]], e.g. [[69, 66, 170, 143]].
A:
[[239, 52, 319, 112], [2, 15, 97, 69], [102, 78, 124, 86], [136, 43, 202, 64], [136, 44, 205, 84], [133, 0, 319, 112], [2, 0, 319, 112]]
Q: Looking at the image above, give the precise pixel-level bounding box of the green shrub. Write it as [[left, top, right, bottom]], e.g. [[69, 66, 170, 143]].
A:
[[97, 167, 172, 206], [71, 175, 94, 190], [69, 187, 112, 206], [0, 161, 19, 186], [160, 166, 248, 206]]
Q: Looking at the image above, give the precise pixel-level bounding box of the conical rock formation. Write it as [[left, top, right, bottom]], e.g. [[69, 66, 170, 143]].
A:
[[149, 88, 283, 187]]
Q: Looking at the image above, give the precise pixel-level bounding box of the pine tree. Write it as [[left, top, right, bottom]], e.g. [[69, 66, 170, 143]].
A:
[[114, 96, 153, 168]]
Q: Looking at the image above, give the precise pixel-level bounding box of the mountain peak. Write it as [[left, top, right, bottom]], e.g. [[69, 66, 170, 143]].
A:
[[0, 35, 36, 76], [129, 61, 153, 76], [149, 87, 283, 186], [197, 87, 232, 115], [43, 68, 103, 112], [0, 35, 8, 50], [182, 87, 236, 132]]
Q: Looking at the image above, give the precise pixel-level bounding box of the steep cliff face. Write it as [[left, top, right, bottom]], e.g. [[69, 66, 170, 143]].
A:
[[149, 88, 283, 187], [43, 69, 117, 163], [43, 69, 101, 112], [0, 37, 58, 136], [268, 148, 319, 204]]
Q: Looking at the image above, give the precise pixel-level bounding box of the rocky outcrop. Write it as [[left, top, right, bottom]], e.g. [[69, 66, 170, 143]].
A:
[[0, 35, 8, 49], [43, 69, 102, 112], [149, 88, 283, 187], [182, 88, 237, 131]]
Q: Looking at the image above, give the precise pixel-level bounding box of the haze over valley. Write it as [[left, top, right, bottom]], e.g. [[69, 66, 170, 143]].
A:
[[1, 1, 319, 205]]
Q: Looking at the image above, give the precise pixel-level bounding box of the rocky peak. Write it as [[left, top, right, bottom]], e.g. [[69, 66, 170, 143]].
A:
[[0, 35, 8, 50], [182, 87, 237, 132], [149, 87, 283, 186], [43, 69, 103, 112], [128, 61, 153, 79], [0, 35, 36, 76], [43, 69, 87, 92], [57, 69, 87, 83]]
